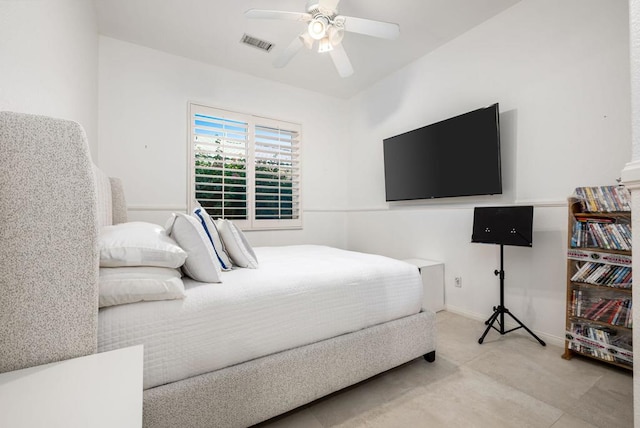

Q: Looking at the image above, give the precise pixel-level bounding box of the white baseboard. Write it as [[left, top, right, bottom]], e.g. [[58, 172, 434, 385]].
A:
[[444, 305, 565, 348]]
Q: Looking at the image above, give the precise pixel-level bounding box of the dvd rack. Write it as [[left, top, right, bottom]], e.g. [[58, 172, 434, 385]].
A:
[[563, 186, 633, 370]]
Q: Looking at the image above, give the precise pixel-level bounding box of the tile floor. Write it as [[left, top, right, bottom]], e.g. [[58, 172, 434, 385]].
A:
[[256, 311, 633, 428]]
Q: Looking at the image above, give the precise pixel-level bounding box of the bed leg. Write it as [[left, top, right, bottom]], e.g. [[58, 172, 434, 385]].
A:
[[423, 351, 436, 363]]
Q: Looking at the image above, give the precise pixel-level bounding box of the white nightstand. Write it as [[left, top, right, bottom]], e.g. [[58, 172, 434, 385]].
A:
[[403, 258, 445, 312], [0, 345, 143, 428]]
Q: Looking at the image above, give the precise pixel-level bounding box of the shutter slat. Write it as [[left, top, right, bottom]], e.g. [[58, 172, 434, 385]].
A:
[[255, 178, 300, 185], [195, 192, 248, 198], [255, 142, 300, 151]]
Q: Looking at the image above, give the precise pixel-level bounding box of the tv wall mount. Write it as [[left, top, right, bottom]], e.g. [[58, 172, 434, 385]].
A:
[[471, 206, 546, 346]]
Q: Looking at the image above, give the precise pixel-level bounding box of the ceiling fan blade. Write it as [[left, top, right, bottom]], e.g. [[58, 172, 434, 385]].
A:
[[341, 15, 400, 40], [274, 36, 304, 68], [329, 44, 354, 78], [244, 9, 311, 22], [318, 0, 341, 12]]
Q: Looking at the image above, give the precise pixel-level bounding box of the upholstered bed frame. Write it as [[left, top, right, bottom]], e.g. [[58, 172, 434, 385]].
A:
[[0, 111, 436, 428]]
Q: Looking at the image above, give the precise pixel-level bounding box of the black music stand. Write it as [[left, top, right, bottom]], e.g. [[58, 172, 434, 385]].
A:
[[472, 206, 545, 346]]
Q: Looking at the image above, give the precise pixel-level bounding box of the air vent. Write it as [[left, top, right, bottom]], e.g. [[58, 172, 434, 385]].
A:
[[240, 34, 274, 52]]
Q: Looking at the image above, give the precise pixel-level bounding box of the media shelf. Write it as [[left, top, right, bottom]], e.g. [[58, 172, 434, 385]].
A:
[[562, 187, 633, 370]]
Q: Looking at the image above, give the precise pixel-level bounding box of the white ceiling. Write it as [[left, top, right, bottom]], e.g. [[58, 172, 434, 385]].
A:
[[95, 0, 520, 99]]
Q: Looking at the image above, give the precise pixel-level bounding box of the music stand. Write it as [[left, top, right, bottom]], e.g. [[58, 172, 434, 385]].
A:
[[472, 206, 545, 346]]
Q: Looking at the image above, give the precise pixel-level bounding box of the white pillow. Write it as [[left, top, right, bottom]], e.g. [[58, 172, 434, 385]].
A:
[[99, 222, 187, 268], [192, 206, 232, 271], [98, 266, 186, 308], [166, 213, 222, 283], [216, 219, 259, 269]]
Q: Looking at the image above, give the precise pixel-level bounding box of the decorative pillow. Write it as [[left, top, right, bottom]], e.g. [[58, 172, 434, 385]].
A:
[[93, 164, 113, 228], [99, 222, 187, 268], [165, 213, 222, 283], [98, 266, 186, 308], [192, 206, 232, 271], [216, 219, 259, 269]]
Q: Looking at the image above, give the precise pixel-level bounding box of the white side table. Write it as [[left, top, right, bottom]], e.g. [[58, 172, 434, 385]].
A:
[[403, 258, 445, 312], [0, 345, 143, 428]]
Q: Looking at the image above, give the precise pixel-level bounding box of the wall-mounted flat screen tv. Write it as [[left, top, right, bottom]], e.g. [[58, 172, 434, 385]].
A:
[[383, 103, 502, 202]]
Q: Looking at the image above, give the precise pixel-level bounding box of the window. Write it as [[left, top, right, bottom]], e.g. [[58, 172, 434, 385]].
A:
[[189, 103, 302, 230]]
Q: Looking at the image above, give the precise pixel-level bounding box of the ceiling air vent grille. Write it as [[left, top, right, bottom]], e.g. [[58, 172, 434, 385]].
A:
[[241, 34, 274, 52]]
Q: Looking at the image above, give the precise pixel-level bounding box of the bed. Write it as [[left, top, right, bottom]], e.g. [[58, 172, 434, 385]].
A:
[[0, 111, 437, 428]]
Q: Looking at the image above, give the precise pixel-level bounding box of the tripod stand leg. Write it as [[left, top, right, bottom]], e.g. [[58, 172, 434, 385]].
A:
[[505, 310, 546, 346], [478, 309, 500, 344], [483, 311, 495, 325]]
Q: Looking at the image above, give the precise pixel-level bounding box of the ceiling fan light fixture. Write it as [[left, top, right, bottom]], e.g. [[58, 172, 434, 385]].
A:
[[327, 25, 344, 46], [299, 32, 314, 50], [318, 37, 333, 53], [308, 16, 328, 40]]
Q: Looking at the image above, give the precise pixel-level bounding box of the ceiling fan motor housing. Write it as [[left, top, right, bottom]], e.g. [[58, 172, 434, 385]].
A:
[[306, 1, 337, 18], [306, 0, 342, 41]]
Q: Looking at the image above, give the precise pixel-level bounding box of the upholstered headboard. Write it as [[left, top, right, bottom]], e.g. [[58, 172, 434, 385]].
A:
[[0, 111, 126, 374]]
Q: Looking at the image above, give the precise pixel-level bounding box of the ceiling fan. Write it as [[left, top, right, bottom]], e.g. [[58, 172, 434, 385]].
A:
[[244, 0, 400, 77]]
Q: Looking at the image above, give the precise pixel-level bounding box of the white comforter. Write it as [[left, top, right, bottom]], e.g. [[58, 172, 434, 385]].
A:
[[98, 245, 423, 389]]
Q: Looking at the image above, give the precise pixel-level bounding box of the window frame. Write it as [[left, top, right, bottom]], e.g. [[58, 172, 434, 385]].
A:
[[188, 102, 303, 231]]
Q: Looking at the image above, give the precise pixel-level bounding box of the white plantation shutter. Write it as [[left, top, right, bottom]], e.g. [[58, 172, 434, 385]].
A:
[[190, 105, 250, 229], [189, 103, 302, 230], [253, 118, 301, 229]]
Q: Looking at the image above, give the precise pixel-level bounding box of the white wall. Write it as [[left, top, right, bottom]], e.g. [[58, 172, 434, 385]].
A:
[[0, 0, 99, 158], [98, 37, 349, 248], [346, 0, 631, 343]]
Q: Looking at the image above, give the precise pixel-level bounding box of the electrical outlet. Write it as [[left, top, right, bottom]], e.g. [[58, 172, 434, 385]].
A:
[[454, 277, 462, 288]]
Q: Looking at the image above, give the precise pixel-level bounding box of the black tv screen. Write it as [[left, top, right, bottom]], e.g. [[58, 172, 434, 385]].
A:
[[383, 103, 502, 201]]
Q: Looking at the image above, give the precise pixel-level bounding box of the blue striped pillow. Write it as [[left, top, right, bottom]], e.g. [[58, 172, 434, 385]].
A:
[[193, 207, 233, 270]]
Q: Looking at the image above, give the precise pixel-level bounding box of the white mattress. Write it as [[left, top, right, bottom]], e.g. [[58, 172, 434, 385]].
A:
[[98, 245, 423, 389]]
